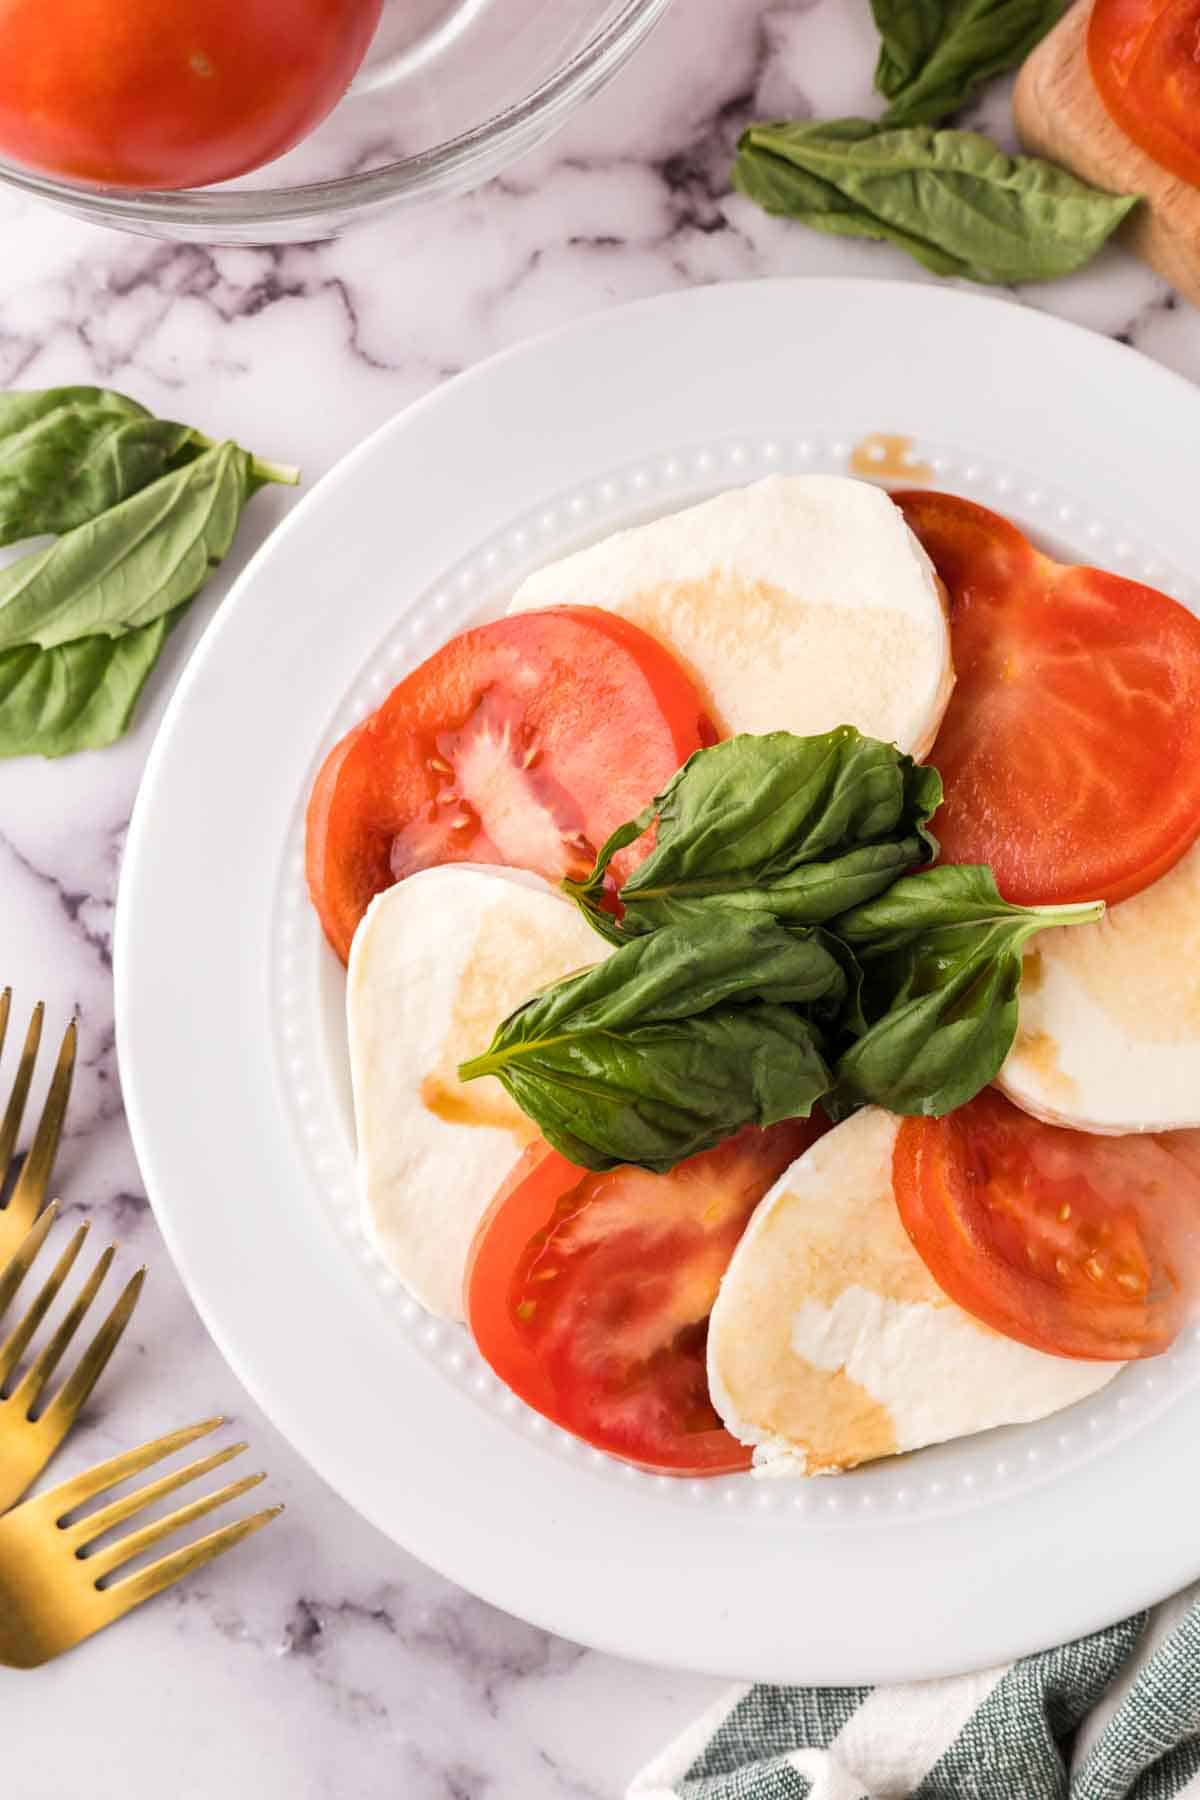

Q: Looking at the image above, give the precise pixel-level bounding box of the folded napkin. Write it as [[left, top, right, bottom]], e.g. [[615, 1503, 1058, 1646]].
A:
[[630, 1585, 1200, 1800]]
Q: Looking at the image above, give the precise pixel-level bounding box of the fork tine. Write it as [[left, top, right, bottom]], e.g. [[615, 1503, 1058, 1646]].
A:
[[10, 1244, 116, 1414], [0, 988, 10, 1059], [94, 1504, 283, 1622], [0, 1222, 90, 1388], [65, 1441, 248, 1549], [40, 1416, 224, 1519], [0, 1201, 58, 1318], [82, 1471, 267, 1582], [37, 1266, 145, 1435], [0, 1002, 43, 1183], [7, 1017, 77, 1228]]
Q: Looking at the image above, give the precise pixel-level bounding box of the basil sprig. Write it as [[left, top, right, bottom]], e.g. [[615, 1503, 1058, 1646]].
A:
[[734, 120, 1137, 285], [872, 0, 1067, 127], [0, 386, 298, 759], [463, 731, 1105, 1170], [829, 867, 1103, 1117], [458, 918, 838, 1172], [565, 728, 940, 943]]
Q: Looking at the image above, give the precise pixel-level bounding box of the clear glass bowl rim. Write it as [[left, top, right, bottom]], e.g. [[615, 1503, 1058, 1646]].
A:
[[0, 0, 672, 229]]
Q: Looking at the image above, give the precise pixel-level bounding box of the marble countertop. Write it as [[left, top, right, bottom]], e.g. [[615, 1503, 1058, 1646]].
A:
[[3, 1, 1198, 1794]]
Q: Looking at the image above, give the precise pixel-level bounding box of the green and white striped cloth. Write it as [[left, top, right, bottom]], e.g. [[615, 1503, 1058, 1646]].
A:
[[630, 1587, 1200, 1800]]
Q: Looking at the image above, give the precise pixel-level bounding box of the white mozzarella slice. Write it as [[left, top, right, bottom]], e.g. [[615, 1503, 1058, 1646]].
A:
[[346, 865, 606, 1320], [707, 1108, 1118, 1476], [508, 474, 953, 757], [999, 836, 1200, 1134]]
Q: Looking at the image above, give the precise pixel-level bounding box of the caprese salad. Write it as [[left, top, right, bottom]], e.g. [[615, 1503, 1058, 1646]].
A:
[[306, 473, 1200, 1479]]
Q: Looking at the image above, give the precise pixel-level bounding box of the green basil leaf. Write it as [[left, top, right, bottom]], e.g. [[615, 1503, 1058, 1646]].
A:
[[0, 387, 149, 438], [873, 0, 1067, 127], [0, 441, 254, 652], [829, 932, 1025, 1119], [459, 918, 836, 1171], [735, 119, 963, 275], [835, 863, 1099, 952], [0, 614, 176, 758], [0, 406, 203, 548], [734, 120, 1138, 284], [830, 881, 1103, 1116], [0, 393, 298, 759], [564, 728, 941, 939]]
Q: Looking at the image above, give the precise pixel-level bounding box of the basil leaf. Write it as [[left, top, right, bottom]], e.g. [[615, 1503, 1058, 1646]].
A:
[[0, 406, 203, 548], [0, 442, 255, 652], [735, 119, 963, 275], [564, 728, 941, 939], [873, 0, 1067, 127], [459, 918, 836, 1171], [836, 862, 1098, 950], [734, 120, 1138, 284], [0, 391, 298, 759], [0, 387, 148, 438], [0, 615, 176, 759], [830, 875, 1103, 1116]]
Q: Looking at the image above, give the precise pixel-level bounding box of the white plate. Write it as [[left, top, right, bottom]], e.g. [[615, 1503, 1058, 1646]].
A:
[[116, 279, 1200, 1685]]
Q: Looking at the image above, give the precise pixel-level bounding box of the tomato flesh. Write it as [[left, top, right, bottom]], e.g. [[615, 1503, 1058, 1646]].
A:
[[1089, 0, 1200, 188], [897, 490, 1200, 907], [307, 606, 713, 963], [0, 0, 382, 190], [894, 1090, 1200, 1360], [465, 1121, 825, 1475]]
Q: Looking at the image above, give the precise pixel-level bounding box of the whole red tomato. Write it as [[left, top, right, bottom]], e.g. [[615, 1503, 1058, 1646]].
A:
[[0, 0, 383, 190]]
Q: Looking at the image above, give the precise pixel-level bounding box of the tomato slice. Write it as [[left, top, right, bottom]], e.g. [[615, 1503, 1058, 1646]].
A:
[[894, 1090, 1200, 1360], [897, 490, 1200, 907], [465, 1120, 824, 1474], [306, 607, 713, 962], [1089, 0, 1200, 189]]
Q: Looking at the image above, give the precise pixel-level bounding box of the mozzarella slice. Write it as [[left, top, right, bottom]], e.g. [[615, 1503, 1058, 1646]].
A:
[[346, 866, 606, 1320], [999, 836, 1200, 1134], [509, 474, 953, 757], [708, 1108, 1118, 1476]]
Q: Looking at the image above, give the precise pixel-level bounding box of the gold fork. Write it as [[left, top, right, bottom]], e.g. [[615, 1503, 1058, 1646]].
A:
[[0, 1418, 282, 1667], [0, 1204, 144, 1511], [0, 991, 77, 1266]]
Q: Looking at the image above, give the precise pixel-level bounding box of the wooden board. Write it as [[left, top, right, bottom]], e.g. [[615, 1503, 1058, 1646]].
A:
[[1013, 0, 1200, 306]]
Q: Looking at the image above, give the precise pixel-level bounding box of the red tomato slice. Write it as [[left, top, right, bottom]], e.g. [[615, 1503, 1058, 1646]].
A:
[[465, 1121, 825, 1475], [1089, 0, 1200, 189], [894, 1090, 1200, 1360], [306, 607, 713, 962], [897, 490, 1200, 907]]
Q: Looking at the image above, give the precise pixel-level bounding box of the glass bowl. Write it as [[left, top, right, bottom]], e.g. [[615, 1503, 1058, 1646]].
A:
[[0, 0, 674, 245]]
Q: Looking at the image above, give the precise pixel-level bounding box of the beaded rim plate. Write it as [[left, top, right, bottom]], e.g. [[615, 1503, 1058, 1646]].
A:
[[116, 279, 1200, 1683]]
